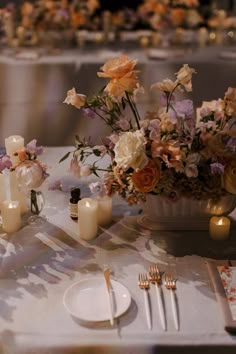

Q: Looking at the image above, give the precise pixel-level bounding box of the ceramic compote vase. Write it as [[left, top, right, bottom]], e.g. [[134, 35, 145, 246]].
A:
[[137, 194, 236, 230]]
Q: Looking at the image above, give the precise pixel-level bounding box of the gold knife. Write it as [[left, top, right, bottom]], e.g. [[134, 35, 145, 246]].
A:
[[104, 267, 114, 326]]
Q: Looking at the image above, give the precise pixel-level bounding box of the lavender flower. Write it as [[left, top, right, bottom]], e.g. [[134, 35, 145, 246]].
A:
[[225, 136, 236, 152], [160, 93, 175, 107], [0, 155, 12, 172], [174, 99, 194, 119], [210, 162, 224, 175], [82, 108, 97, 119], [26, 139, 43, 156]]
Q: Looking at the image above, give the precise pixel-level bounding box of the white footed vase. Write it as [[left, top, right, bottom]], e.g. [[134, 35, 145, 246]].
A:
[[137, 194, 236, 230]]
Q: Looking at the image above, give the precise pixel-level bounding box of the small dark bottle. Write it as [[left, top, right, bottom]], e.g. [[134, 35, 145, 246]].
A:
[[69, 188, 81, 220]]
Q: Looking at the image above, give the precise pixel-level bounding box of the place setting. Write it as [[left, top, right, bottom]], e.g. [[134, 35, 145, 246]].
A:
[[62, 266, 132, 326]]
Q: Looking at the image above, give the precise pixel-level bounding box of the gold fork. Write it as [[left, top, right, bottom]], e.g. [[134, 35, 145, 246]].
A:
[[138, 273, 152, 330], [149, 265, 166, 331], [164, 273, 179, 330]]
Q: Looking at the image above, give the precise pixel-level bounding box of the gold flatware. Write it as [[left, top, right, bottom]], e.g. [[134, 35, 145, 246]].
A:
[[104, 266, 114, 326], [138, 272, 152, 330], [164, 273, 179, 330], [149, 264, 166, 331]]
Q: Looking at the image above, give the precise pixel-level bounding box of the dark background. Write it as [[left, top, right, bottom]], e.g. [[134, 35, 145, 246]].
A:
[[0, 0, 224, 9], [0, 1, 235, 14]]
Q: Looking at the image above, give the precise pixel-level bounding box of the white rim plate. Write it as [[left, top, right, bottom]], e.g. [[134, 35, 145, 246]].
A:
[[63, 277, 131, 322]]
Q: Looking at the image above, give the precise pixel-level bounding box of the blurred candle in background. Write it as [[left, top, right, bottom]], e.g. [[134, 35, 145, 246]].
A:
[[209, 216, 231, 240], [78, 198, 98, 241], [5, 135, 24, 164], [97, 196, 112, 226]]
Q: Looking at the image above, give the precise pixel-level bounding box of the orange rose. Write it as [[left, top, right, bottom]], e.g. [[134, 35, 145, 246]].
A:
[[97, 55, 139, 97], [132, 160, 160, 193]]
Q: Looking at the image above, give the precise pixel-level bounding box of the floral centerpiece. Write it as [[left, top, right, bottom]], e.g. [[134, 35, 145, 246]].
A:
[[0, 139, 48, 216], [63, 55, 236, 228]]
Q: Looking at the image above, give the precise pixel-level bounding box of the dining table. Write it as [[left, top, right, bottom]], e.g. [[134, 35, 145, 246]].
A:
[[0, 146, 236, 354]]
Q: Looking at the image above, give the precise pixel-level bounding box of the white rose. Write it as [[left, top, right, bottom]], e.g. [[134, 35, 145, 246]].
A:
[[114, 130, 148, 171]]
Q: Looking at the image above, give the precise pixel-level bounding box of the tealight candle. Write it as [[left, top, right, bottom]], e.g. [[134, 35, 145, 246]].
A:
[[5, 135, 24, 164], [77, 198, 98, 241], [97, 196, 112, 226], [1, 200, 22, 233], [209, 216, 231, 241]]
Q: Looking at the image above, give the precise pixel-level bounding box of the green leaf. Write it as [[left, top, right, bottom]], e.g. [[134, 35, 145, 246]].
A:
[[93, 149, 101, 156], [93, 169, 99, 177], [59, 151, 71, 163]]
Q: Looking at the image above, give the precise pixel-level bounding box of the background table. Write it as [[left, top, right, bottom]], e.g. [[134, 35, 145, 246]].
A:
[[0, 147, 236, 353], [0, 45, 236, 147]]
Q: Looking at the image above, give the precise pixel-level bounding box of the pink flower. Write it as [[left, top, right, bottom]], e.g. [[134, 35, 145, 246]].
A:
[[69, 157, 80, 177], [117, 117, 130, 131], [80, 164, 92, 177]]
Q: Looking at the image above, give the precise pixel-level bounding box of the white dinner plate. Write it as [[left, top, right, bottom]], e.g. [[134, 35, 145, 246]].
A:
[[63, 277, 131, 322]]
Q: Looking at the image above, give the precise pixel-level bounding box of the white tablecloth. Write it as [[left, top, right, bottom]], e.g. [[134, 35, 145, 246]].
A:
[[0, 147, 236, 353]]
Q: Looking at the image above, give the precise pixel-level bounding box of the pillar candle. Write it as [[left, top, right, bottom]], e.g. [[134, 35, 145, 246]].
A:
[[209, 216, 231, 240], [78, 198, 98, 241], [1, 200, 22, 233], [0, 171, 28, 214], [5, 135, 24, 164], [97, 196, 112, 226]]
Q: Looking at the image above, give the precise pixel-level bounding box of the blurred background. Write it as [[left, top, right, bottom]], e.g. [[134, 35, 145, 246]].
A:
[[0, 0, 236, 146]]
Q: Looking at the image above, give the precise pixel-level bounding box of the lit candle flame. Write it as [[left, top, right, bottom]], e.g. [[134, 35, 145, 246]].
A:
[[217, 218, 223, 225], [85, 201, 91, 208]]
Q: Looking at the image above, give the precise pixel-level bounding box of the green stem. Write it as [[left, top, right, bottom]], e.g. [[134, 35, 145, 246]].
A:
[[125, 92, 140, 130], [166, 83, 180, 113]]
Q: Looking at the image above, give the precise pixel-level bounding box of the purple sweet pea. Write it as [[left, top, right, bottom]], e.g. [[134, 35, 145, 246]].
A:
[[160, 93, 175, 107], [26, 139, 43, 156], [0, 155, 12, 172], [225, 136, 236, 152], [174, 99, 194, 119], [210, 162, 224, 175], [82, 108, 97, 119]]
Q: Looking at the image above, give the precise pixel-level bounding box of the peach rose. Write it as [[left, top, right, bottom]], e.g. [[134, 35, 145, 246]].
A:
[[224, 160, 236, 195], [64, 88, 86, 109], [132, 160, 160, 193], [97, 55, 139, 97]]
